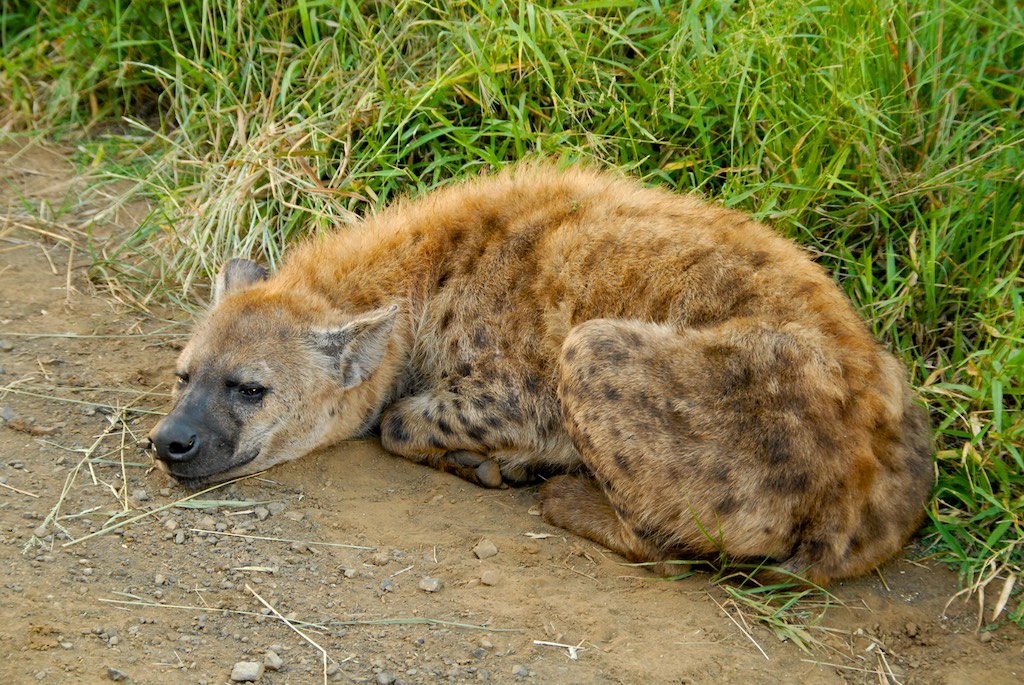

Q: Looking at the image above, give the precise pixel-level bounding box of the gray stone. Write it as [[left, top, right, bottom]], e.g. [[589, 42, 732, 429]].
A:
[[105, 667, 128, 681], [419, 576, 443, 593], [263, 650, 283, 671], [473, 539, 498, 559], [230, 661, 264, 682]]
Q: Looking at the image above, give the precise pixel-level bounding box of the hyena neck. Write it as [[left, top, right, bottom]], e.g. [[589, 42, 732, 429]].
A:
[[277, 214, 438, 314], [316, 310, 418, 443]]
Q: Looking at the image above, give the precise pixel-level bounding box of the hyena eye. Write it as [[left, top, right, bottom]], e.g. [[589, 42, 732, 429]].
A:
[[175, 372, 189, 386], [238, 384, 267, 401]]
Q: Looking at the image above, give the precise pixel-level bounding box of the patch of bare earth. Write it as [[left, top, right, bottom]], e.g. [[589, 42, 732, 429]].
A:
[[1, 139, 1021, 684]]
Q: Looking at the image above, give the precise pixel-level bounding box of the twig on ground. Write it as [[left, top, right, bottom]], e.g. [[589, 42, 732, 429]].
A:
[[533, 639, 586, 660], [247, 584, 335, 685], [707, 591, 770, 661], [0, 481, 40, 498], [188, 528, 373, 550]]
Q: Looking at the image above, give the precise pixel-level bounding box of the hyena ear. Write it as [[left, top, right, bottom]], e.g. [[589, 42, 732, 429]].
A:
[[213, 258, 268, 306], [310, 305, 399, 390]]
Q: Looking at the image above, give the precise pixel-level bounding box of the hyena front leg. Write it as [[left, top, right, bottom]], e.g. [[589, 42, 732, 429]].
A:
[[542, 318, 862, 583], [379, 389, 551, 487]]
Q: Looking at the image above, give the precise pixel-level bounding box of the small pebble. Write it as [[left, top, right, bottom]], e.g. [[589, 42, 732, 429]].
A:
[[254, 506, 270, 521], [511, 664, 529, 677], [480, 570, 500, 586], [905, 622, 919, 638], [370, 551, 391, 565], [105, 667, 128, 681], [473, 539, 498, 560], [419, 577, 443, 593], [376, 672, 396, 685], [978, 631, 993, 644], [0, 340, 13, 352], [264, 650, 283, 671], [230, 661, 264, 682], [380, 579, 395, 593]]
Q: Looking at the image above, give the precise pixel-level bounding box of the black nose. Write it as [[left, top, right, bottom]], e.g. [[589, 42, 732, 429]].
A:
[[150, 419, 202, 464]]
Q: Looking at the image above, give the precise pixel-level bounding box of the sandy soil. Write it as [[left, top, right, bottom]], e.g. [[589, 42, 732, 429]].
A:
[[1, 140, 1021, 685]]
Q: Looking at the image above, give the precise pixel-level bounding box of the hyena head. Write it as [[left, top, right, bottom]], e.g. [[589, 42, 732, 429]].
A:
[[148, 259, 400, 487]]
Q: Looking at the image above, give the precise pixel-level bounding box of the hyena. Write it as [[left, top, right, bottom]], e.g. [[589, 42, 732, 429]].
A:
[[149, 165, 933, 585]]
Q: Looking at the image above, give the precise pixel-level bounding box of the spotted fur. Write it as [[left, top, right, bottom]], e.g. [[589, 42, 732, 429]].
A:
[[149, 165, 932, 585]]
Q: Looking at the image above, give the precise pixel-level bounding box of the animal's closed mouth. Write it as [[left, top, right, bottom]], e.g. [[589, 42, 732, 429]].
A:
[[168, 449, 260, 487]]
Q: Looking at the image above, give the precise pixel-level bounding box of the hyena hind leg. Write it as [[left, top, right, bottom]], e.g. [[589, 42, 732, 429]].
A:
[[548, 317, 878, 585], [540, 473, 672, 566]]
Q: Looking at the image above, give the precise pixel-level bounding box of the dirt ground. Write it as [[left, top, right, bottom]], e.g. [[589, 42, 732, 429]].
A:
[[1, 140, 1022, 685]]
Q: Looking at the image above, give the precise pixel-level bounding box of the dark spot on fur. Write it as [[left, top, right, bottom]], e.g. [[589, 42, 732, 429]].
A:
[[613, 452, 631, 474], [452, 398, 463, 412], [603, 384, 621, 401], [484, 414, 503, 428], [711, 463, 731, 483], [465, 424, 487, 442], [574, 429, 595, 452], [748, 250, 769, 268], [631, 522, 676, 550], [591, 336, 627, 363], [474, 393, 495, 409], [437, 419, 454, 436], [563, 345, 578, 362], [715, 495, 739, 515], [385, 414, 410, 444], [704, 343, 737, 362], [766, 470, 808, 493], [762, 428, 792, 465], [795, 280, 817, 297], [437, 271, 451, 289], [473, 327, 488, 349], [720, 363, 754, 396], [612, 500, 629, 520], [429, 436, 445, 450], [440, 309, 454, 328], [457, 362, 472, 377], [846, 535, 864, 556], [798, 538, 829, 563], [524, 373, 540, 394]]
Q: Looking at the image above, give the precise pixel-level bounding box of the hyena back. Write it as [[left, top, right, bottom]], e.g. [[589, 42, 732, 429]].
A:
[[149, 165, 932, 585]]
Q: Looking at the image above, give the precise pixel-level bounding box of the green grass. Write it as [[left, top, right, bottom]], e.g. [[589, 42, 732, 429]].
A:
[[2, 0, 1022, 626]]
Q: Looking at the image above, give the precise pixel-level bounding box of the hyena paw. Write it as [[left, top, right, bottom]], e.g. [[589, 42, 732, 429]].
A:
[[443, 450, 503, 488]]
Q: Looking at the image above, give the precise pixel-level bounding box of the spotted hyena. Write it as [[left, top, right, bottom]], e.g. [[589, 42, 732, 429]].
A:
[[149, 165, 932, 585]]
